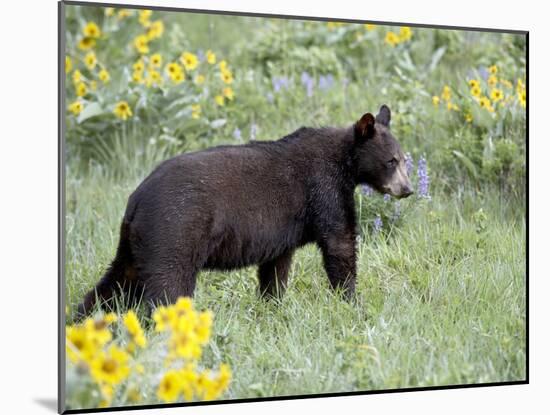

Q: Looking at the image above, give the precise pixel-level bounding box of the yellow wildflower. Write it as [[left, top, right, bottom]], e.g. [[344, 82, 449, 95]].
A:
[[169, 328, 202, 360], [219, 60, 228, 72], [99, 68, 110, 83], [100, 384, 114, 402], [470, 85, 481, 97], [195, 366, 231, 401], [441, 85, 452, 102], [98, 400, 110, 408], [132, 70, 144, 84], [66, 325, 93, 363], [157, 370, 182, 403], [133, 59, 145, 72], [84, 317, 113, 347], [518, 90, 526, 107], [135, 364, 145, 375], [134, 35, 149, 54], [90, 80, 97, 91], [465, 112, 473, 123], [490, 88, 504, 102], [117, 9, 131, 20], [206, 50, 216, 64], [432, 96, 440, 106], [179, 365, 198, 401], [146, 70, 163, 87], [166, 62, 182, 75], [500, 78, 513, 89], [166, 63, 185, 84], [83, 22, 101, 39], [72, 69, 82, 85], [399, 26, 412, 42], [104, 312, 117, 324], [191, 104, 201, 119], [123, 311, 147, 348], [113, 101, 133, 120], [468, 79, 480, 89], [217, 363, 232, 391], [446, 102, 459, 112], [175, 297, 193, 315], [105, 7, 115, 17], [195, 370, 219, 401], [215, 95, 225, 107], [84, 51, 97, 70], [489, 65, 498, 75], [220, 70, 233, 84], [385, 31, 400, 47], [170, 71, 185, 84], [90, 345, 131, 386], [488, 74, 498, 88], [139, 9, 153, 27], [181, 52, 199, 71], [153, 305, 177, 332], [76, 82, 87, 97], [78, 37, 96, 51], [365, 24, 376, 31], [195, 311, 213, 343], [517, 79, 525, 94], [127, 387, 141, 403], [195, 74, 205, 84], [147, 20, 165, 40], [65, 56, 72, 73], [479, 96, 494, 112], [223, 87, 234, 101], [150, 53, 163, 68]]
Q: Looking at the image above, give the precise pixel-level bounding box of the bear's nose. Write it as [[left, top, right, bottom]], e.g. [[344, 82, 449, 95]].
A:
[[401, 186, 414, 198]]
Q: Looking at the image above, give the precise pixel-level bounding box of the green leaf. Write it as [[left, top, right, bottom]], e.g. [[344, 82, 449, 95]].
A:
[[428, 47, 447, 72], [77, 102, 104, 123], [452, 150, 478, 179], [210, 119, 227, 129]]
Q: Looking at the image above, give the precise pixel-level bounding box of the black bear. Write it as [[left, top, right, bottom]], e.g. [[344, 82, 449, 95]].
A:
[[76, 105, 413, 318]]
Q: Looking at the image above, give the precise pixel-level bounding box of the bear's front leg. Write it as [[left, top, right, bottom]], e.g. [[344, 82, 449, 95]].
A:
[[319, 233, 357, 300]]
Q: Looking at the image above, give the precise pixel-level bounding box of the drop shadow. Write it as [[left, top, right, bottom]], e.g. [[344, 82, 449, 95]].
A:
[[34, 398, 57, 413]]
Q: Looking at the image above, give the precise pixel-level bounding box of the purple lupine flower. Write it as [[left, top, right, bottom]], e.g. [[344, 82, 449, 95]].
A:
[[272, 76, 290, 93], [383, 194, 391, 202], [319, 74, 334, 91], [250, 123, 258, 141], [373, 215, 383, 233], [478, 66, 489, 81], [361, 185, 374, 196], [404, 152, 414, 177], [233, 128, 242, 141], [417, 156, 430, 199], [301, 71, 315, 97], [392, 201, 401, 222]]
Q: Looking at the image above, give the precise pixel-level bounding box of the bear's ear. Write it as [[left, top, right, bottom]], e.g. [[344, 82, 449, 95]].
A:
[[375, 104, 391, 127], [355, 113, 376, 140]]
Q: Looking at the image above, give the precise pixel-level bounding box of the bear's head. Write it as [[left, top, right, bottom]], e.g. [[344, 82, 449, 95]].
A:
[[353, 105, 413, 198]]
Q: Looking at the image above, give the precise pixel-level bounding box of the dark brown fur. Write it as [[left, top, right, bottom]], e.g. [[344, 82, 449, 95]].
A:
[[76, 105, 412, 318]]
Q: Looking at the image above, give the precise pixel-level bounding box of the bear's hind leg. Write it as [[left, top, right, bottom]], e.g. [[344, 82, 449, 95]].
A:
[[137, 245, 205, 309], [258, 249, 294, 299]]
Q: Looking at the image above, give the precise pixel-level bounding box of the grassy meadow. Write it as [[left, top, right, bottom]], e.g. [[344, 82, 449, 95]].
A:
[[63, 4, 527, 410]]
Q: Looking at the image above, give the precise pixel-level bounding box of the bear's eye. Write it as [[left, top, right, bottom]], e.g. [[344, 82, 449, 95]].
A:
[[385, 158, 397, 169]]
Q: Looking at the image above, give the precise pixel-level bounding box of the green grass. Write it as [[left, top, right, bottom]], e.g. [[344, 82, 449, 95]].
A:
[[65, 141, 526, 403]]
